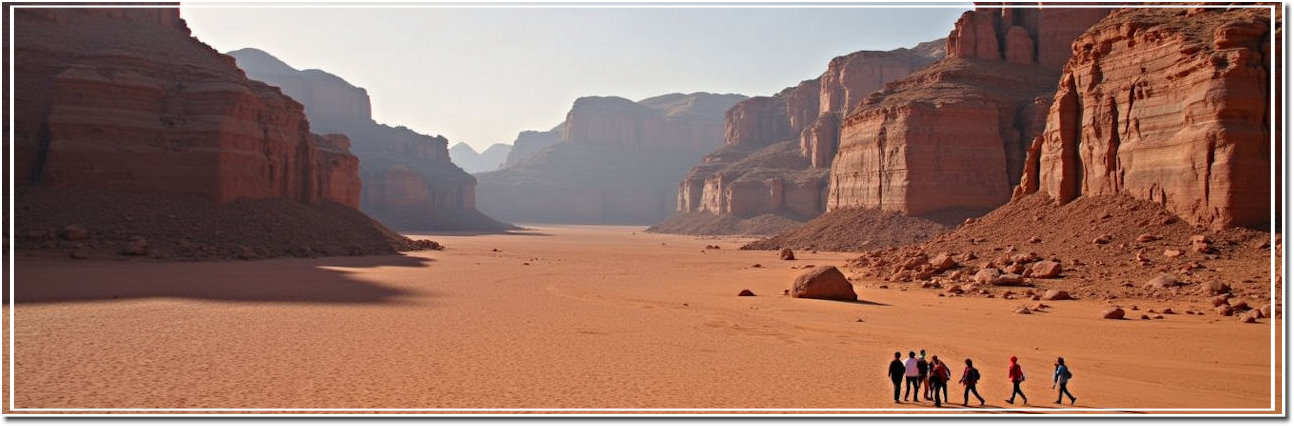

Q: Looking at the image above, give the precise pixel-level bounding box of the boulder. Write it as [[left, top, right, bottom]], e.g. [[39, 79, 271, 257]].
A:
[[1215, 304, 1235, 316], [1145, 274, 1182, 289], [929, 253, 956, 271], [1013, 306, 1032, 314], [973, 268, 1001, 285], [779, 248, 796, 261], [992, 273, 1025, 286], [1101, 307, 1125, 319], [790, 266, 858, 301], [1200, 281, 1231, 296], [1030, 261, 1062, 278], [1211, 295, 1232, 307], [738, 289, 756, 297], [1041, 290, 1071, 301]]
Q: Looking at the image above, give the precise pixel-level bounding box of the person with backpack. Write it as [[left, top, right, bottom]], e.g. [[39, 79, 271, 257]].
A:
[[959, 358, 986, 406], [887, 351, 906, 403], [1006, 355, 1028, 405], [902, 351, 921, 401], [917, 349, 930, 401], [1053, 357, 1077, 405], [928, 355, 950, 407]]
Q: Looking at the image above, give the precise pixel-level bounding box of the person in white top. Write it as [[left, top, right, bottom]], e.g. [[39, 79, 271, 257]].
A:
[[902, 351, 921, 401]]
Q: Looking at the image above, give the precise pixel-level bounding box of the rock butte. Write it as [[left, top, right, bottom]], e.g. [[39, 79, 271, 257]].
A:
[[827, 5, 1114, 217], [476, 93, 747, 224], [13, 8, 360, 207], [663, 40, 946, 233], [1015, 7, 1277, 230], [228, 48, 512, 231]]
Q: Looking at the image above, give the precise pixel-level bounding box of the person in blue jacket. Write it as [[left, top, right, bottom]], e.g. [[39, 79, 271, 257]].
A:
[[1052, 357, 1076, 405]]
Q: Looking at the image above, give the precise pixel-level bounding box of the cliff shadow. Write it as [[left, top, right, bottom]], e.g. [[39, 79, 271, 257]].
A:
[[10, 254, 436, 305]]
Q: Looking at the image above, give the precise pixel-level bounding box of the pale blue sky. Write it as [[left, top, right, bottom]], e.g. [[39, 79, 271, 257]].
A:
[[182, 5, 967, 151]]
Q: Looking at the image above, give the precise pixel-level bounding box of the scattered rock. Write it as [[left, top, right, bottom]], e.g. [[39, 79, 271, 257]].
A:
[[1261, 304, 1272, 318], [1163, 249, 1184, 258], [929, 253, 956, 271], [1200, 281, 1231, 296], [1229, 300, 1250, 311], [1211, 295, 1231, 307], [1102, 307, 1126, 319], [1189, 235, 1214, 253], [1041, 290, 1071, 301], [790, 266, 857, 301], [1136, 234, 1160, 243], [751, 263, 763, 268], [1145, 274, 1182, 289], [738, 289, 755, 297], [779, 248, 796, 261], [1161, 308, 1176, 315], [1013, 306, 1032, 314], [1093, 234, 1113, 244], [991, 273, 1025, 286], [59, 225, 90, 241], [1028, 236, 1042, 243], [1215, 304, 1234, 316], [1140, 314, 1151, 320], [1032, 303, 1049, 310]]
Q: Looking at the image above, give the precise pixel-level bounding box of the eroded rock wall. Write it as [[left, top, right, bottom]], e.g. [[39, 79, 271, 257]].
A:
[[1017, 7, 1275, 229]]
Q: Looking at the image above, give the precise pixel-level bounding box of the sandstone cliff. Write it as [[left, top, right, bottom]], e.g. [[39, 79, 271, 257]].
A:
[[826, 5, 1113, 217], [228, 48, 512, 231], [654, 40, 944, 235], [475, 93, 747, 224], [1015, 6, 1277, 229], [12, 6, 435, 258]]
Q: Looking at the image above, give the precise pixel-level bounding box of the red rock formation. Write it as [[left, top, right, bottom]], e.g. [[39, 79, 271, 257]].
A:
[[229, 48, 509, 231], [475, 93, 746, 224], [663, 40, 945, 232], [827, 5, 1112, 217], [1017, 7, 1276, 229], [14, 7, 358, 208]]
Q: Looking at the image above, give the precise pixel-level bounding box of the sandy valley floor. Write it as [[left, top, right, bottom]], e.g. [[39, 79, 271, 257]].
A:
[[5, 225, 1283, 414]]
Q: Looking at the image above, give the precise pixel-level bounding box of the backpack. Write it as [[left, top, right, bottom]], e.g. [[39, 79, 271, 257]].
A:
[[969, 368, 981, 382], [1063, 368, 1073, 380]]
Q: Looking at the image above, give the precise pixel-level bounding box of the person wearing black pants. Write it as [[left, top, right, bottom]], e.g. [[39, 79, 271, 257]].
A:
[[1053, 357, 1077, 404], [902, 351, 920, 401], [887, 352, 906, 403], [959, 358, 985, 406], [1006, 355, 1028, 405]]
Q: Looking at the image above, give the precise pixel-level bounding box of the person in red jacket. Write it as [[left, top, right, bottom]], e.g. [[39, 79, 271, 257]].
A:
[[1006, 355, 1028, 405], [959, 358, 985, 406], [928, 355, 950, 407]]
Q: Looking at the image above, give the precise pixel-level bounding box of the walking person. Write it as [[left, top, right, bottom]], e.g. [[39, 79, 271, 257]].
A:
[[1006, 355, 1028, 405], [928, 355, 950, 407], [959, 358, 986, 406], [887, 352, 906, 403], [1053, 357, 1077, 405], [902, 351, 921, 401], [937, 358, 950, 402], [917, 349, 930, 401]]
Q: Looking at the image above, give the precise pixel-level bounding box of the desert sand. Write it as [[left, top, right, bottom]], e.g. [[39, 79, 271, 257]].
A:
[[6, 225, 1282, 414]]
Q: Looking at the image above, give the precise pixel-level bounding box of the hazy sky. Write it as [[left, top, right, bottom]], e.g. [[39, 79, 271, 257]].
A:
[[183, 5, 967, 152]]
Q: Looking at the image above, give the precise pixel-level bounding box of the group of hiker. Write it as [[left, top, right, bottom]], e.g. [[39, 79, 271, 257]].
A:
[[885, 350, 1076, 408]]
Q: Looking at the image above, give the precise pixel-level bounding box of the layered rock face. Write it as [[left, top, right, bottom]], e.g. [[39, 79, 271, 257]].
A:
[[827, 5, 1112, 217], [1016, 7, 1276, 229], [667, 40, 945, 229], [475, 93, 746, 224], [14, 8, 359, 208], [229, 48, 510, 231]]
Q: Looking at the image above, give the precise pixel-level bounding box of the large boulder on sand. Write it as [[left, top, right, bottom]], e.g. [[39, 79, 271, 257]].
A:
[[1030, 261, 1062, 278], [791, 266, 857, 301], [973, 268, 1001, 284], [1101, 306, 1126, 319], [779, 248, 796, 261], [1042, 289, 1071, 301]]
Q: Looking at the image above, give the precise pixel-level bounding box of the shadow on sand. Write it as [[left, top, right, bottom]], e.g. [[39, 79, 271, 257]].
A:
[[405, 228, 554, 237], [12, 254, 435, 305]]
